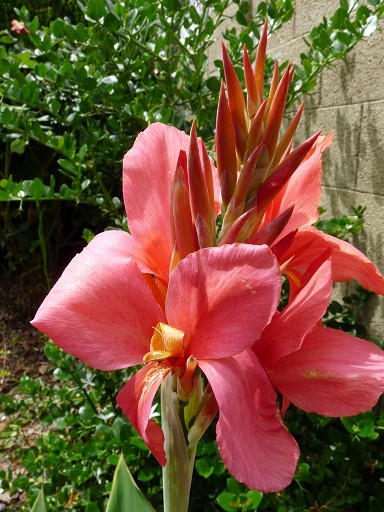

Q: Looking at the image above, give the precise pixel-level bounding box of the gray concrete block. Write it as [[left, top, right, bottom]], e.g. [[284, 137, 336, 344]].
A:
[[356, 101, 384, 194], [315, 29, 384, 108], [293, 0, 339, 37]]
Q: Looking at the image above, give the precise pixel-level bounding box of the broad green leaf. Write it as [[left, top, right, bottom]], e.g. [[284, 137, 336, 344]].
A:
[[87, 0, 106, 21], [31, 488, 47, 512], [106, 453, 155, 512], [104, 12, 121, 31], [51, 19, 66, 37]]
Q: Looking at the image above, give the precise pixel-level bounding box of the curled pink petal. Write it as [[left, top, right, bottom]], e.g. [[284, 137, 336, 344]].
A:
[[199, 350, 300, 492], [166, 244, 281, 359], [117, 362, 172, 465], [123, 124, 191, 280], [270, 325, 384, 417], [285, 227, 384, 295], [31, 231, 165, 370], [255, 259, 333, 366], [123, 123, 219, 281]]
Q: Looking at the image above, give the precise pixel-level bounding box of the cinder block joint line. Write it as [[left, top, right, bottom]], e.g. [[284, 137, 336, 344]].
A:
[[304, 98, 384, 111], [322, 185, 384, 199]]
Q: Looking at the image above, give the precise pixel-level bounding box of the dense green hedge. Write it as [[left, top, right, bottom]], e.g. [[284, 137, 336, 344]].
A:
[[0, 0, 82, 29]]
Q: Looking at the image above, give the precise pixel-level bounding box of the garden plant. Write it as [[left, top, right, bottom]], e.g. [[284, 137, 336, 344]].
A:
[[1, 1, 384, 511]]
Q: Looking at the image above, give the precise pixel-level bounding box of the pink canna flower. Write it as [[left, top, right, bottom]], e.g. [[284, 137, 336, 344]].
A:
[[32, 242, 300, 492], [10, 20, 30, 36], [263, 135, 384, 295], [121, 122, 219, 285], [216, 25, 384, 296], [254, 258, 384, 417]]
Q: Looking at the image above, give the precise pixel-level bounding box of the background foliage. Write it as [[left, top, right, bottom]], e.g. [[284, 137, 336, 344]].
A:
[[1, 0, 384, 511]]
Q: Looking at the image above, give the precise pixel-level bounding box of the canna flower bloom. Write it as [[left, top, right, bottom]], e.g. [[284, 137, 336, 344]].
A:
[[32, 243, 299, 492], [215, 24, 384, 296], [254, 257, 384, 417], [122, 122, 219, 285], [10, 20, 30, 36]]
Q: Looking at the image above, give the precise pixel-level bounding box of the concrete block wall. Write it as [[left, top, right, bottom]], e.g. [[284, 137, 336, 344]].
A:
[[267, 1, 384, 340], [209, 1, 384, 339]]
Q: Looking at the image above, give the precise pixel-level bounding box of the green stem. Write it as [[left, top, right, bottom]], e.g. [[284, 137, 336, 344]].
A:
[[161, 374, 202, 512], [67, 365, 99, 415]]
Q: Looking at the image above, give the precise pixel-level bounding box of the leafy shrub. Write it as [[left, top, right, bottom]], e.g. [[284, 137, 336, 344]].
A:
[[1, 0, 382, 303]]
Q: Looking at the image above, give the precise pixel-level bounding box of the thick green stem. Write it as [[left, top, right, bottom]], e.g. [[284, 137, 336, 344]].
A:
[[161, 373, 202, 512]]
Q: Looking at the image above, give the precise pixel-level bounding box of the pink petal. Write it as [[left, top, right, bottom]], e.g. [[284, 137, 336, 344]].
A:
[[269, 325, 384, 416], [81, 230, 154, 273], [166, 244, 281, 359], [199, 350, 300, 492], [123, 124, 190, 280], [255, 259, 333, 366], [117, 362, 172, 466], [286, 227, 384, 295], [31, 231, 165, 370], [263, 134, 333, 243], [123, 123, 219, 281]]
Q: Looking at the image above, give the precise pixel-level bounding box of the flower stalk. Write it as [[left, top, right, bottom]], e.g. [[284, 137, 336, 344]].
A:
[[161, 373, 202, 512]]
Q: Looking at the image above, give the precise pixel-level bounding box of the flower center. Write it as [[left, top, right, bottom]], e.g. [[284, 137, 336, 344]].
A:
[[143, 322, 185, 363]]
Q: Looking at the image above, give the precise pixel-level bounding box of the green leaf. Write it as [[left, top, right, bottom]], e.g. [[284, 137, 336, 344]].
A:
[[10, 138, 27, 154], [246, 490, 263, 508], [31, 178, 45, 200], [331, 7, 348, 29], [227, 477, 243, 494], [206, 76, 221, 93], [216, 492, 238, 512], [31, 488, 47, 512], [195, 457, 214, 479], [356, 5, 371, 22], [104, 12, 121, 31], [87, 0, 106, 21], [106, 454, 155, 512], [51, 19, 66, 38]]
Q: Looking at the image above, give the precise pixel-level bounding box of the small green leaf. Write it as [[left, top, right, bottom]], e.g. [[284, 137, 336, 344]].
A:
[[227, 477, 243, 494], [246, 490, 263, 508], [10, 138, 27, 154], [31, 178, 45, 200], [51, 19, 66, 37], [87, 0, 106, 21], [195, 457, 214, 479], [205, 76, 221, 93], [31, 488, 47, 512], [104, 12, 121, 31], [106, 454, 155, 512], [216, 492, 238, 512]]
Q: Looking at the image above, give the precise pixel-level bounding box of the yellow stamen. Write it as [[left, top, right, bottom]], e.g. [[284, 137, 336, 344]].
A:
[[143, 322, 185, 363]]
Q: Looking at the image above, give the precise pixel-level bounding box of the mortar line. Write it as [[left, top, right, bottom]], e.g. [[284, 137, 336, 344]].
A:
[[321, 184, 384, 199], [354, 104, 364, 189], [303, 98, 384, 111]]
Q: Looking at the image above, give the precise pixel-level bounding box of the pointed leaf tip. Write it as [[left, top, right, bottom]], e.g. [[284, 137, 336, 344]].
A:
[[31, 488, 47, 512], [106, 454, 156, 512]]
